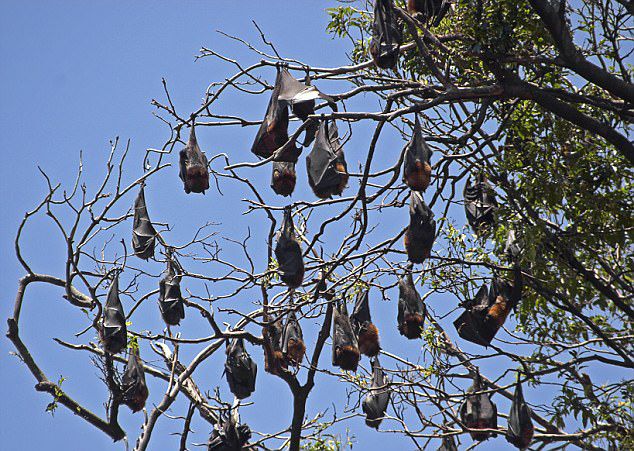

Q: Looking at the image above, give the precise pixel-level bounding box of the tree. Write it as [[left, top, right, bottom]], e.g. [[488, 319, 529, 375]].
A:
[[7, 0, 632, 450]]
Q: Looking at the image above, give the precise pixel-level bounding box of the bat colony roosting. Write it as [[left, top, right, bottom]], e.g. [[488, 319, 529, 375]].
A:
[[97, 1, 538, 449]]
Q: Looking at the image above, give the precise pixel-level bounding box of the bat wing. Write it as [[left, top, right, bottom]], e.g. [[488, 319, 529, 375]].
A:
[[102, 274, 127, 354], [370, 0, 403, 69], [350, 289, 372, 330], [362, 357, 391, 429], [453, 284, 491, 346], [158, 266, 185, 326], [437, 434, 458, 451], [225, 338, 257, 399], [132, 185, 157, 260], [121, 348, 149, 412], [274, 208, 304, 288], [306, 120, 342, 197], [506, 381, 534, 448]]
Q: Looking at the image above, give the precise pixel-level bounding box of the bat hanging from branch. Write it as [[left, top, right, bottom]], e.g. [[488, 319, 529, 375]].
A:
[[506, 374, 534, 449], [263, 318, 287, 376], [224, 338, 257, 400], [179, 122, 210, 194], [121, 346, 149, 413], [207, 406, 252, 450], [403, 116, 433, 192], [404, 191, 437, 264], [271, 161, 297, 197], [459, 372, 498, 441], [370, 0, 403, 70], [463, 172, 498, 235], [281, 309, 305, 367], [397, 271, 426, 339], [350, 288, 380, 357], [274, 206, 305, 288], [332, 300, 360, 372], [306, 119, 349, 199], [158, 257, 185, 326], [131, 183, 157, 260], [362, 357, 391, 429], [100, 271, 127, 354]]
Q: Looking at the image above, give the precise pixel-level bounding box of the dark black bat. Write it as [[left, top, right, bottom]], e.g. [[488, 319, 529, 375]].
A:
[[271, 161, 297, 197], [278, 67, 335, 147], [407, 0, 451, 27], [121, 346, 148, 413], [453, 284, 491, 347], [370, 0, 403, 69], [362, 357, 391, 429], [274, 207, 305, 288], [179, 124, 210, 194], [306, 120, 348, 199], [350, 289, 380, 357], [332, 300, 360, 371], [224, 338, 257, 400], [100, 273, 127, 354], [404, 191, 436, 264], [158, 259, 185, 326], [403, 117, 432, 192], [463, 172, 498, 234], [132, 184, 157, 260], [208, 410, 251, 451], [397, 272, 426, 339], [251, 67, 300, 162], [460, 372, 498, 441], [436, 434, 458, 451], [263, 319, 286, 375], [506, 377, 534, 449], [281, 310, 305, 367]]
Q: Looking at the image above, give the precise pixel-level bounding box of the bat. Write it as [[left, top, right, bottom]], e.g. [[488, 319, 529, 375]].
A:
[[281, 310, 305, 367], [350, 289, 380, 357], [179, 123, 210, 194], [100, 272, 127, 354], [403, 116, 433, 192], [208, 408, 252, 450], [224, 338, 257, 400], [278, 67, 335, 147], [397, 272, 426, 339], [407, 0, 451, 27], [460, 372, 498, 441], [437, 434, 458, 451], [263, 318, 287, 375], [404, 191, 436, 263], [485, 277, 515, 331], [463, 172, 498, 234], [271, 161, 297, 197], [453, 284, 491, 347], [362, 357, 391, 429], [332, 300, 360, 371], [306, 120, 348, 199], [251, 67, 300, 162], [506, 377, 534, 449], [158, 259, 185, 326], [370, 0, 403, 69], [131, 184, 157, 260], [121, 346, 148, 413], [274, 207, 305, 288]]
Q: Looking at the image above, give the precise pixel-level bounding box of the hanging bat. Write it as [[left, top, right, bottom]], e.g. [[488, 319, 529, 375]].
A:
[[370, 0, 403, 69], [179, 123, 210, 194], [403, 116, 433, 192], [207, 408, 252, 451], [407, 0, 451, 27], [404, 191, 437, 264], [397, 272, 426, 339], [453, 284, 491, 347], [362, 357, 391, 429], [278, 67, 336, 147], [100, 272, 127, 354], [263, 318, 287, 375], [463, 172, 498, 234], [224, 338, 257, 400], [332, 300, 360, 371], [350, 289, 380, 357], [306, 120, 348, 199], [121, 346, 149, 413], [158, 259, 185, 326], [460, 372, 498, 441], [131, 184, 157, 260], [274, 207, 305, 288], [251, 67, 300, 162], [437, 433, 458, 451], [281, 310, 305, 367], [271, 161, 297, 197], [506, 377, 534, 449], [485, 277, 516, 334]]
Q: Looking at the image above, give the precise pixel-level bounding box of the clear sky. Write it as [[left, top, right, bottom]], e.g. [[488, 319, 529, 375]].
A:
[[0, 2, 579, 451]]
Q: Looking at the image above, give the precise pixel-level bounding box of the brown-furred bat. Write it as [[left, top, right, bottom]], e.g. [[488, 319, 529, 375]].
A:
[[404, 191, 436, 264], [403, 116, 432, 192], [179, 123, 210, 194], [397, 272, 426, 339], [274, 207, 305, 288], [370, 0, 403, 69], [271, 161, 297, 197], [121, 346, 148, 413], [350, 288, 380, 357], [460, 372, 498, 441], [332, 300, 360, 371], [306, 119, 348, 199]]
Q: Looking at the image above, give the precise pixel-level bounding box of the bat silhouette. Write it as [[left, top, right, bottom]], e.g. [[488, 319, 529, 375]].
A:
[[274, 207, 305, 288], [224, 338, 257, 400], [263, 318, 287, 375], [463, 172, 497, 234], [362, 357, 391, 429], [100, 272, 127, 354], [350, 288, 380, 357], [397, 272, 426, 339], [403, 116, 432, 192], [281, 310, 305, 367], [332, 300, 360, 371], [407, 0, 451, 27], [306, 120, 348, 199], [370, 0, 403, 69], [132, 184, 157, 260], [404, 191, 436, 263], [271, 161, 297, 197], [158, 259, 185, 326], [506, 376, 534, 449], [460, 372, 498, 441], [121, 346, 148, 413], [179, 123, 210, 194], [207, 408, 251, 451]]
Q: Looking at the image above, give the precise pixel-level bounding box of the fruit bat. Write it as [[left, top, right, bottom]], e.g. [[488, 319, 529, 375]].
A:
[[404, 192, 436, 264], [483, 277, 518, 341], [251, 67, 300, 162], [437, 434, 458, 451], [506, 378, 534, 449], [263, 318, 287, 375], [281, 310, 305, 367], [370, 0, 403, 69], [306, 120, 349, 199], [277, 67, 335, 147], [207, 409, 251, 451], [463, 172, 498, 234], [158, 259, 185, 326], [403, 117, 433, 192], [224, 338, 257, 400], [407, 0, 451, 27], [460, 372, 498, 441], [362, 357, 391, 429], [121, 347, 148, 413], [131, 184, 157, 260], [179, 123, 210, 194], [453, 284, 491, 347], [101, 273, 127, 354], [332, 301, 360, 371], [350, 289, 380, 357], [271, 161, 297, 197], [397, 272, 426, 339], [274, 207, 305, 288]]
